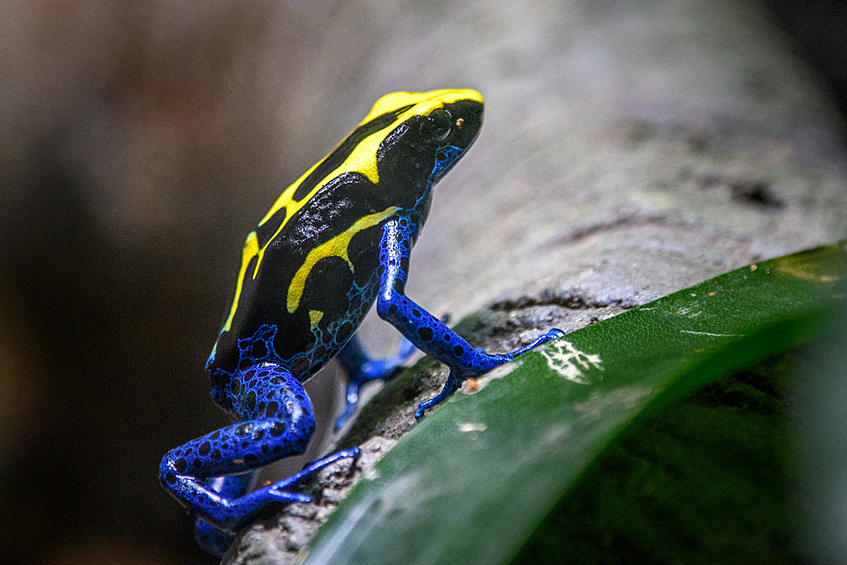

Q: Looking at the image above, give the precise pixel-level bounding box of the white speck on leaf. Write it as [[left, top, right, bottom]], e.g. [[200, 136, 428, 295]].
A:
[[540, 340, 603, 384], [676, 306, 703, 318]]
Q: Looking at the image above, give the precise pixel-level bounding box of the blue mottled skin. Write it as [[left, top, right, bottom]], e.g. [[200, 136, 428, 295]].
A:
[[159, 90, 563, 557]]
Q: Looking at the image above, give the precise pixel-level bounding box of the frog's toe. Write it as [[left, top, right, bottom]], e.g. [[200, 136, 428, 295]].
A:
[[266, 485, 313, 504]]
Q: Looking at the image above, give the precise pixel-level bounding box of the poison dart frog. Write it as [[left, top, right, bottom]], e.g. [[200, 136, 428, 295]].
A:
[[159, 89, 564, 556]]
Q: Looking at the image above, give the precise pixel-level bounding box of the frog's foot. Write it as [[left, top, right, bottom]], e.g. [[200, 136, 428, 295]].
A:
[[335, 336, 415, 429], [185, 447, 360, 556], [414, 328, 565, 418], [201, 448, 360, 529], [239, 447, 360, 508], [282, 446, 361, 494], [499, 329, 565, 362]]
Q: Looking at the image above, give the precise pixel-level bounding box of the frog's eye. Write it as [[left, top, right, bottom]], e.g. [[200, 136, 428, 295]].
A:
[[423, 109, 452, 142]]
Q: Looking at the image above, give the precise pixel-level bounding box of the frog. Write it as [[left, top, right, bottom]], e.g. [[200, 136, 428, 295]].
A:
[[159, 89, 564, 556]]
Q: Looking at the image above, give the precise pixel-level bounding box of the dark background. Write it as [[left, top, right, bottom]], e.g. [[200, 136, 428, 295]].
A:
[[0, 2, 844, 564]]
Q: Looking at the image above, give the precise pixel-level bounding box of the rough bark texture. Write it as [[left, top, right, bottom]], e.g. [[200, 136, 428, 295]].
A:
[[221, 0, 847, 563]]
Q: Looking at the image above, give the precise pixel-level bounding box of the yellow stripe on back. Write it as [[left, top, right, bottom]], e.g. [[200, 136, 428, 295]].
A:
[[222, 231, 259, 332], [286, 206, 399, 314]]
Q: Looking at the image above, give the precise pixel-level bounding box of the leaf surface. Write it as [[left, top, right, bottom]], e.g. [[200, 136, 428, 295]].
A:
[[305, 243, 847, 565]]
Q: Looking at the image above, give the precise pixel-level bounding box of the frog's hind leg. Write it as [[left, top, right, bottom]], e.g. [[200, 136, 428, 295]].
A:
[[158, 363, 358, 556], [334, 333, 415, 428]]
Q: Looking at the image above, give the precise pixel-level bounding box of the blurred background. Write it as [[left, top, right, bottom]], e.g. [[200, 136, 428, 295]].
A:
[[0, 1, 845, 564]]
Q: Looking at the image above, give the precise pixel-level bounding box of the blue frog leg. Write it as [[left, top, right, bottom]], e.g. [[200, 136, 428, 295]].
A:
[[158, 357, 358, 556], [375, 219, 564, 418], [334, 333, 415, 428]]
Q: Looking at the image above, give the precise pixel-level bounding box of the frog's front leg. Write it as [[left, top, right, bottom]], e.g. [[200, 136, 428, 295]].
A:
[[375, 220, 564, 418], [158, 363, 358, 555], [334, 333, 415, 428]]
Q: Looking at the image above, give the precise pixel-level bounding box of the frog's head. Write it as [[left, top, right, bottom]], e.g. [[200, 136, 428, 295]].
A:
[[361, 89, 484, 197]]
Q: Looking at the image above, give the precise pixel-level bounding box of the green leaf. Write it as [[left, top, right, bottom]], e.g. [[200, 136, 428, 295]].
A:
[[304, 243, 847, 565]]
